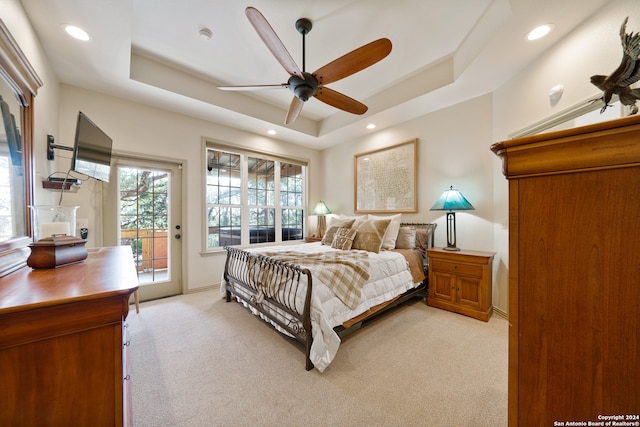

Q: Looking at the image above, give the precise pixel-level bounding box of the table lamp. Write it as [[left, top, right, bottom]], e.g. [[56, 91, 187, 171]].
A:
[[430, 186, 474, 251], [312, 201, 331, 238]]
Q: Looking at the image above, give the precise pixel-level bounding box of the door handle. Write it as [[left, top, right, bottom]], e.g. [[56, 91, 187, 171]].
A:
[[175, 234, 181, 239]]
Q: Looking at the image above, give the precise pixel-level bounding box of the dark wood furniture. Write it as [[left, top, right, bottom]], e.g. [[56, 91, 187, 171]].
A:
[[492, 115, 640, 426], [426, 248, 494, 321], [0, 246, 138, 426]]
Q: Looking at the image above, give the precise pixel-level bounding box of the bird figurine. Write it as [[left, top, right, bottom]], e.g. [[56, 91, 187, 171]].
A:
[[590, 16, 640, 115]]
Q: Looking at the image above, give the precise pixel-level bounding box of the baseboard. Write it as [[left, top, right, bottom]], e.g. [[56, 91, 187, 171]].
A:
[[184, 284, 217, 294], [493, 306, 508, 320]]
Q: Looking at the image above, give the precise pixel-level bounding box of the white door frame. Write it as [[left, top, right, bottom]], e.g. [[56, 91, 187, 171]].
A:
[[103, 153, 183, 301]]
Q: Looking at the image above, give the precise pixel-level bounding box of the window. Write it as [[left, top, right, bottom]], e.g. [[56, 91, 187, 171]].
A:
[[0, 155, 12, 241], [205, 146, 306, 250]]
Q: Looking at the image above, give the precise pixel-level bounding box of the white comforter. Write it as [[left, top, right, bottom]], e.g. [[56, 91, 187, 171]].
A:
[[221, 242, 417, 372]]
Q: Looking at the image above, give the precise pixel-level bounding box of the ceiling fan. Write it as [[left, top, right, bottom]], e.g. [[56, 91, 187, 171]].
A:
[[218, 7, 392, 125]]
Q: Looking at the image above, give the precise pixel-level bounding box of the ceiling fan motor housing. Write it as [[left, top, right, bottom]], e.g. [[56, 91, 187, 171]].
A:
[[223, 8, 391, 124], [295, 18, 312, 35], [288, 72, 318, 101]]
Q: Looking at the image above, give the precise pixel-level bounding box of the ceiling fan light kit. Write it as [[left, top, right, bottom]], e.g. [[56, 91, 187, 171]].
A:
[[218, 7, 392, 125]]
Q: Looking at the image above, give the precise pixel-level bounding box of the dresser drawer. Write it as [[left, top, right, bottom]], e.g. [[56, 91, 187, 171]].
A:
[[431, 259, 483, 277]]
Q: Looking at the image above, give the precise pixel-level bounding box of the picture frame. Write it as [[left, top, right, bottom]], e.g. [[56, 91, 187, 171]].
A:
[[354, 139, 417, 213]]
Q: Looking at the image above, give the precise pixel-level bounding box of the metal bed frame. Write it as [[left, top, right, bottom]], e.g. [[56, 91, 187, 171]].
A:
[[222, 223, 436, 371]]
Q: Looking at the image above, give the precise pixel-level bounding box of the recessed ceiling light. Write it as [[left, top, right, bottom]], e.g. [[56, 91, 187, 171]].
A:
[[199, 28, 213, 41], [63, 25, 91, 41], [526, 24, 554, 41], [267, 129, 276, 135], [366, 123, 376, 129]]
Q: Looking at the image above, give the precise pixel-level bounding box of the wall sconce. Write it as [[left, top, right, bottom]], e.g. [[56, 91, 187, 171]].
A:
[[312, 201, 331, 238], [430, 186, 474, 251]]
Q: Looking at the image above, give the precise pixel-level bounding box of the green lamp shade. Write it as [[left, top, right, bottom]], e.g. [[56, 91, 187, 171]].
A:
[[430, 186, 474, 251], [430, 186, 474, 211], [312, 201, 331, 215]]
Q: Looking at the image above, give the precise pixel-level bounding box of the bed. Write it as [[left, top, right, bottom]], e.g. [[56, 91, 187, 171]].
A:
[[221, 220, 436, 372]]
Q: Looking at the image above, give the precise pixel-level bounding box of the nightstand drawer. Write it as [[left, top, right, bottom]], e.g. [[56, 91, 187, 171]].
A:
[[431, 259, 483, 277]]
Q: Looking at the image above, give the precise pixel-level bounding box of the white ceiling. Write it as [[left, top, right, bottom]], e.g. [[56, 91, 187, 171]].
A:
[[20, 0, 611, 149]]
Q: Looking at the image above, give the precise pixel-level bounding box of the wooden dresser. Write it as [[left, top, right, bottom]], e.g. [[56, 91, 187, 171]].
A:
[[426, 248, 495, 321], [492, 115, 640, 426], [0, 246, 138, 426]]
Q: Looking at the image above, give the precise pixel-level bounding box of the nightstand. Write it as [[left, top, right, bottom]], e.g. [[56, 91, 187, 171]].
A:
[[426, 248, 495, 321]]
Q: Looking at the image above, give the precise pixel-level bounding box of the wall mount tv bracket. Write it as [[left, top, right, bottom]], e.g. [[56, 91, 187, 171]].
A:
[[47, 134, 72, 161]]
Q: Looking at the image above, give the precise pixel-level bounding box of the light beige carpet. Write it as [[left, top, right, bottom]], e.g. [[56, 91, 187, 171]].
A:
[[128, 289, 508, 427]]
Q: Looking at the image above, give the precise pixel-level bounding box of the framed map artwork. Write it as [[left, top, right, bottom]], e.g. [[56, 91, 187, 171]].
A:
[[354, 139, 417, 213]]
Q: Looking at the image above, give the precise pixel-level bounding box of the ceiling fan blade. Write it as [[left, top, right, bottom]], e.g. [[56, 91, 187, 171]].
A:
[[313, 38, 392, 85], [245, 7, 303, 78], [285, 97, 304, 125], [314, 87, 368, 115], [218, 84, 288, 91]]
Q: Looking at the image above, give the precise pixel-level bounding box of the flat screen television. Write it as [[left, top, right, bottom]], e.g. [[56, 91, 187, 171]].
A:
[[71, 111, 112, 182]]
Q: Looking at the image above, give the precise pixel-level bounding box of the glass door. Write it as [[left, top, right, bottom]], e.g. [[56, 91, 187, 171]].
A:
[[103, 156, 182, 301]]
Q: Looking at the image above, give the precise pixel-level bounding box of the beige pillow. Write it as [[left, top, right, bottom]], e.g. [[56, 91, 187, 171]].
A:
[[321, 218, 355, 245], [338, 213, 367, 229], [415, 227, 432, 252], [331, 227, 357, 250], [368, 213, 402, 250], [395, 226, 416, 249], [352, 219, 391, 253]]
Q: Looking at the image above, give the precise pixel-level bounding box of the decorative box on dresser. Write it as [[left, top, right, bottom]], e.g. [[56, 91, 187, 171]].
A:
[[426, 248, 495, 321], [0, 246, 138, 426], [491, 115, 640, 426]]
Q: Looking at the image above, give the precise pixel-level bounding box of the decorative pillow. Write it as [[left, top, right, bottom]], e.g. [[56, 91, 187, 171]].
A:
[[395, 226, 416, 249], [321, 218, 355, 245], [416, 227, 433, 253], [351, 219, 391, 253], [331, 227, 357, 250], [338, 213, 367, 230], [368, 213, 402, 250]]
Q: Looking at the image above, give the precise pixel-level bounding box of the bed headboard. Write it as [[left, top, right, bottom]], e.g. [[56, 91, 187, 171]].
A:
[[400, 223, 437, 271], [400, 222, 437, 248]]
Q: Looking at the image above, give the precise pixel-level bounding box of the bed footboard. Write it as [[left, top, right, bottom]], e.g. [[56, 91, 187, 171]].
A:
[[223, 246, 315, 370]]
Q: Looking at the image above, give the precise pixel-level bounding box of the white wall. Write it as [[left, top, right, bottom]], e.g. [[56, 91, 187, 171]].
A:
[[55, 85, 323, 292], [322, 93, 500, 308], [1, 0, 61, 203], [494, 0, 640, 138]]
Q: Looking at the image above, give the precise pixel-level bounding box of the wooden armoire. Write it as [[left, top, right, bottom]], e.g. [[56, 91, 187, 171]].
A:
[[491, 115, 640, 426]]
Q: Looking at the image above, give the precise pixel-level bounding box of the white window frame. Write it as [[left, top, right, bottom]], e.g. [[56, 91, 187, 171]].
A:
[[202, 140, 308, 252]]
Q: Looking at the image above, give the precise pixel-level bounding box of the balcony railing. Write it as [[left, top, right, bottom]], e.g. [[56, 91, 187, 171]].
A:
[[120, 228, 168, 273]]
